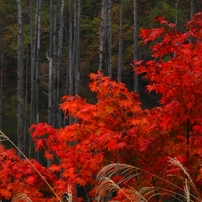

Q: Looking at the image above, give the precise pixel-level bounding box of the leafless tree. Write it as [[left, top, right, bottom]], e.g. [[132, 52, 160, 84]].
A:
[[17, 0, 25, 155], [75, 0, 81, 95], [117, 0, 123, 83], [99, 0, 112, 76], [134, 0, 138, 93]]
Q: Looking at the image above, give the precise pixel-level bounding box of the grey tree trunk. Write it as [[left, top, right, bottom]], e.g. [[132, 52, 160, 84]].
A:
[[29, 0, 35, 158], [75, 0, 81, 95], [99, 0, 111, 76], [0, 21, 3, 131], [107, 0, 112, 78], [30, 0, 41, 158], [36, 0, 41, 125], [66, 0, 74, 125], [190, 0, 194, 19], [133, 0, 138, 93], [52, 0, 58, 128], [68, 0, 73, 96], [175, 0, 178, 29], [56, 0, 64, 128], [117, 0, 123, 83], [17, 0, 25, 155], [30, 0, 36, 128], [48, 0, 53, 126], [24, 47, 29, 149]]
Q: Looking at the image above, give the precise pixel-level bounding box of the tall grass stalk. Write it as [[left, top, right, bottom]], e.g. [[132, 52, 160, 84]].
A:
[[0, 130, 61, 202], [97, 157, 202, 202]]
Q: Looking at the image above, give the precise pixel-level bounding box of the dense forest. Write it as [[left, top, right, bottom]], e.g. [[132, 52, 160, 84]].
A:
[[0, 0, 201, 150], [0, 0, 202, 201], [0, 0, 200, 152]]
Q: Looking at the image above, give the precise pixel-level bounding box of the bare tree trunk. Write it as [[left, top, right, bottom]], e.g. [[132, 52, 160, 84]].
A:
[[30, 0, 36, 128], [0, 21, 4, 133], [48, 0, 53, 126], [133, 0, 138, 93], [107, 0, 112, 78], [117, 0, 123, 83], [36, 0, 41, 125], [24, 47, 29, 150], [99, 0, 112, 76], [190, 0, 194, 19], [0, 20, 3, 131], [68, 0, 73, 96], [17, 0, 25, 155], [189, 0, 195, 43], [75, 0, 81, 95], [30, 0, 41, 158], [66, 0, 74, 125], [175, 0, 178, 29], [56, 0, 64, 128], [99, 0, 108, 75], [52, 0, 58, 128], [35, 0, 41, 161], [29, 0, 35, 158]]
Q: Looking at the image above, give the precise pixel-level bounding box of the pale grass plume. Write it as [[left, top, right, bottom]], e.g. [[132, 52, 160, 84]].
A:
[[11, 193, 32, 202], [168, 157, 202, 202], [97, 158, 202, 202]]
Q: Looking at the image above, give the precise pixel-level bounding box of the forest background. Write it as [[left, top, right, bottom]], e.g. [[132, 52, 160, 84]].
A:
[[0, 0, 200, 164]]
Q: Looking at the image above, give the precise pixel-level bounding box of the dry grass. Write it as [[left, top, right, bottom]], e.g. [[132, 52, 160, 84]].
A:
[[96, 157, 202, 202], [0, 130, 62, 202], [11, 193, 32, 202]]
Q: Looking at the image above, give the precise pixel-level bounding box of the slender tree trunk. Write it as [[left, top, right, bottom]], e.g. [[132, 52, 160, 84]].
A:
[[36, 0, 41, 125], [107, 0, 112, 78], [24, 47, 29, 150], [68, 0, 73, 96], [30, 0, 36, 128], [190, 0, 194, 19], [57, 0, 64, 128], [30, 0, 41, 158], [117, 0, 123, 83], [99, 0, 109, 75], [67, 0, 74, 125], [189, 0, 195, 43], [0, 20, 3, 131], [29, 0, 34, 158], [48, 0, 53, 126], [52, 1, 58, 128], [17, 0, 25, 155], [133, 0, 138, 93], [35, 0, 41, 161], [75, 0, 81, 95], [175, 0, 178, 29]]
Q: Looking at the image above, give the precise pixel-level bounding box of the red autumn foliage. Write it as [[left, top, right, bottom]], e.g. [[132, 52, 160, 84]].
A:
[[1, 12, 202, 201]]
